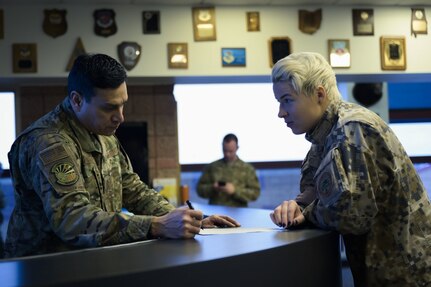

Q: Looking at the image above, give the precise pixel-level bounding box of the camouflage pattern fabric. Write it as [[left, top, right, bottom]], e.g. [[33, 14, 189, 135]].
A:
[[5, 98, 174, 258], [197, 158, 260, 207], [301, 99, 431, 286]]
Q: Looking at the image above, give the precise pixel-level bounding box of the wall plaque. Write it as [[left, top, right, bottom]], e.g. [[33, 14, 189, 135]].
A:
[[192, 7, 216, 41], [168, 43, 188, 69], [352, 9, 374, 36], [13, 43, 37, 73], [380, 36, 406, 70], [268, 37, 291, 67], [143, 11, 160, 34]]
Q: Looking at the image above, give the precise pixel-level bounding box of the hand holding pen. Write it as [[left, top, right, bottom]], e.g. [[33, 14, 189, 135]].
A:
[[150, 203, 203, 239]]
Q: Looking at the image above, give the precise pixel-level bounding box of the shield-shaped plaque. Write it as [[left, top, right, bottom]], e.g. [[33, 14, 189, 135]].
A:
[[298, 9, 322, 35], [94, 9, 117, 37], [43, 9, 67, 38], [118, 41, 141, 71], [352, 83, 383, 107]]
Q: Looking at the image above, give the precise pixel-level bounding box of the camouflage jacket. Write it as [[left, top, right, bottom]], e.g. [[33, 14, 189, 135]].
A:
[[301, 99, 431, 286], [197, 158, 260, 207], [5, 98, 174, 258]]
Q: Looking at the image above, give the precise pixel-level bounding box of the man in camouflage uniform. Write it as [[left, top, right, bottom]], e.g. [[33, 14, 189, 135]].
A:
[[5, 54, 239, 258], [269, 52, 431, 286], [197, 133, 260, 207]]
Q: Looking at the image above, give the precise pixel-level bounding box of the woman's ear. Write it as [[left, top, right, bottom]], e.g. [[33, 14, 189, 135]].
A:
[[316, 86, 327, 104]]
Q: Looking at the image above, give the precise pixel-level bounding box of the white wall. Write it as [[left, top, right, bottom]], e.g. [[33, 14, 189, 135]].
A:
[[1, 4, 430, 78]]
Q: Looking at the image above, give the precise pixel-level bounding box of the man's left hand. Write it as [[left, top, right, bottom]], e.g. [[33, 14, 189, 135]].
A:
[[202, 214, 241, 228]]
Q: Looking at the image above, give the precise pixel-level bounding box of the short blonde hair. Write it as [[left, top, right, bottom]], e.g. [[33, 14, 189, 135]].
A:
[[271, 52, 341, 101]]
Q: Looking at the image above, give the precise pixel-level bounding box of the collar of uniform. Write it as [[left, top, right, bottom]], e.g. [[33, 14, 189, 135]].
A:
[[305, 99, 340, 145], [222, 157, 241, 166], [61, 97, 102, 153]]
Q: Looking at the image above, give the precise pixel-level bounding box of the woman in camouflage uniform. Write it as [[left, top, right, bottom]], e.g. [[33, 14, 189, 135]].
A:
[[270, 52, 431, 286]]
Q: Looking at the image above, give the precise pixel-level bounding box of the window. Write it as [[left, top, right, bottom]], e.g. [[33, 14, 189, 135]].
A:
[[0, 92, 16, 170], [174, 83, 310, 164], [174, 83, 431, 165]]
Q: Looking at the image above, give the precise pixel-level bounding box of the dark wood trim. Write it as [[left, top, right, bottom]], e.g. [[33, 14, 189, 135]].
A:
[[389, 108, 431, 122], [410, 156, 431, 164]]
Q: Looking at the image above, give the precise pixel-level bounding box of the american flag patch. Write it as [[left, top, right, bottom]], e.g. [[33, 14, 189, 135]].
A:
[[39, 144, 69, 166]]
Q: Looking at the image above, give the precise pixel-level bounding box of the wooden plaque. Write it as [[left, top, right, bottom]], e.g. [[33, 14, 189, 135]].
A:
[[13, 43, 37, 73], [192, 7, 216, 41]]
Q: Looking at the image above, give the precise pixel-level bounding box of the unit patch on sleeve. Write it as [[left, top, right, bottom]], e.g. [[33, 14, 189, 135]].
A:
[[51, 162, 79, 186]]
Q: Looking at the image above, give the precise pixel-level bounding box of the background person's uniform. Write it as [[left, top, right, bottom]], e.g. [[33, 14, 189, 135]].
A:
[[197, 158, 260, 207], [5, 98, 174, 258], [300, 99, 431, 286]]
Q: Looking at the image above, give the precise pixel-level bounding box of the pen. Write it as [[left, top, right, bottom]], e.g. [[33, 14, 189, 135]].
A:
[[186, 200, 207, 229], [186, 200, 194, 210]]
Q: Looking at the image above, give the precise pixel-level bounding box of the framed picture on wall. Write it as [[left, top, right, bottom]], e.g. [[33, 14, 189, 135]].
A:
[[192, 7, 216, 41], [268, 37, 291, 67], [168, 43, 188, 69], [380, 36, 406, 70], [328, 39, 350, 68], [221, 47, 246, 67]]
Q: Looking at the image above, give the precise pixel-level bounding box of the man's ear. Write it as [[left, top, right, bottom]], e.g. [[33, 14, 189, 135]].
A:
[[70, 91, 83, 111]]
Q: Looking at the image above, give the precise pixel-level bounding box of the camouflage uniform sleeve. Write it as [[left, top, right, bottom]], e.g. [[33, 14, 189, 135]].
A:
[[196, 164, 215, 199], [31, 133, 164, 248], [296, 148, 318, 207], [119, 145, 175, 216], [230, 163, 260, 203], [303, 123, 379, 235]]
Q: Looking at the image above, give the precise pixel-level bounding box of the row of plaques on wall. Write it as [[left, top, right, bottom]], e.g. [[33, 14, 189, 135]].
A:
[[0, 7, 427, 41], [12, 34, 407, 74], [11, 37, 292, 73]]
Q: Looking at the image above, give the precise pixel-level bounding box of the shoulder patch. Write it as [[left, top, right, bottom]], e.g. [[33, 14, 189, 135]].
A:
[[40, 145, 69, 166], [317, 171, 333, 199], [51, 161, 79, 185]]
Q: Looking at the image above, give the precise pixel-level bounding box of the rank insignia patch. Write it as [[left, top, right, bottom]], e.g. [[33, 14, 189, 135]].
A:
[[51, 162, 79, 186]]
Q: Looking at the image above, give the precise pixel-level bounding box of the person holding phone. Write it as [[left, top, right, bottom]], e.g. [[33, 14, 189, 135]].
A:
[[196, 133, 261, 207]]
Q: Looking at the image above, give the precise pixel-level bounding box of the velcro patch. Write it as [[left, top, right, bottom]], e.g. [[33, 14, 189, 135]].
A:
[[51, 161, 79, 186], [40, 145, 69, 166]]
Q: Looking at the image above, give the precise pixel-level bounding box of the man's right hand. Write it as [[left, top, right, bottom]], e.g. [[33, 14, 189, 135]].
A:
[[150, 207, 203, 239]]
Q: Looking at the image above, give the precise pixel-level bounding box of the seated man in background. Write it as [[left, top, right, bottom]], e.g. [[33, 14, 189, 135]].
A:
[[197, 133, 260, 207], [5, 53, 239, 258], [269, 52, 431, 286]]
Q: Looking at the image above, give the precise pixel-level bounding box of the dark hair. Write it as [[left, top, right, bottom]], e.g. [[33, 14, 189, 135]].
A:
[[223, 133, 238, 145], [67, 53, 127, 102]]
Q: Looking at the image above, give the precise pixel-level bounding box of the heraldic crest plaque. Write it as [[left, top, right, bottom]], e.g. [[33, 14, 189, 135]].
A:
[[118, 41, 141, 71], [94, 9, 117, 37], [43, 9, 67, 38]]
